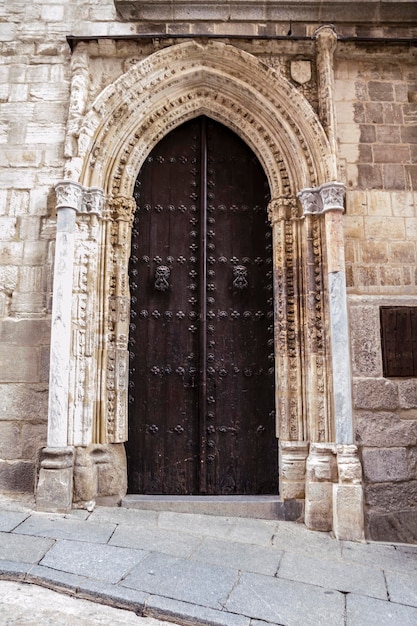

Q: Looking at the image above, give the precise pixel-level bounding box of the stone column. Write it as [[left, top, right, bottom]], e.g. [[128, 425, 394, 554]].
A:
[[36, 180, 82, 512], [298, 186, 364, 538], [313, 25, 364, 539]]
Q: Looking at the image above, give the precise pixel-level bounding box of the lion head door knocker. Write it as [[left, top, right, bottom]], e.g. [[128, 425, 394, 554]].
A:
[[154, 265, 171, 291], [233, 265, 248, 290]]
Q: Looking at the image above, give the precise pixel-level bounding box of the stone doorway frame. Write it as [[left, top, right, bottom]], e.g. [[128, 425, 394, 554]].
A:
[[36, 34, 364, 540]]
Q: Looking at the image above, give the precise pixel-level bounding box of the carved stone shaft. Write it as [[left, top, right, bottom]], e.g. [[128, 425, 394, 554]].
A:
[[269, 197, 304, 442], [315, 25, 338, 178]]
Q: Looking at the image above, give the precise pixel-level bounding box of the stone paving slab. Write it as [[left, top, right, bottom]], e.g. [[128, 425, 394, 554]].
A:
[[341, 540, 417, 574], [191, 536, 282, 575], [146, 595, 251, 626], [121, 552, 239, 610], [14, 514, 115, 544], [40, 539, 148, 584], [384, 569, 417, 608], [0, 509, 29, 531], [88, 506, 159, 528], [158, 511, 239, 539], [0, 558, 32, 579], [272, 522, 343, 558], [346, 593, 417, 625], [28, 564, 88, 592], [225, 571, 345, 626], [278, 551, 387, 599], [226, 517, 278, 547], [109, 523, 202, 558], [78, 579, 148, 611], [0, 531, 54, 563]]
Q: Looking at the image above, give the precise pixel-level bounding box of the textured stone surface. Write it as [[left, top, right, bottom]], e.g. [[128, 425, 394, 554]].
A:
[[346, 593, 417, 626], [225, 572, 345, 625], [146, 596, 250, 626], [122, 553, 238, 610], [14, 514, 115, 544], [353, 378, 399, 411], [40, 539, 148, 583], [190, 537, 282, 576], [0, 509, 29, 532], [0, 531, 53, 563], [364, 481, 417, 513], [355, 411, 417, 448], [362, 447, 409, 483], [385, 570, 417, 609], [278, 552, 386, 599], [110, 523, 202, 558], [366, 509, 417, 543]]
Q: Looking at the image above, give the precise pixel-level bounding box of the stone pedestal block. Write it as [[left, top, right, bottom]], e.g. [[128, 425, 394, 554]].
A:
[[279, 441, 309, 500], [35, 447, 74, 512], [305, 443, 337, 531], [73, 443, 127, 508], [73, 445, 98, 506], [333, 484, 364, 541]]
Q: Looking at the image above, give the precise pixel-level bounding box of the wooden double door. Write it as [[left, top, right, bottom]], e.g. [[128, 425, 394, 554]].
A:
[[127, 116, 278, 495]]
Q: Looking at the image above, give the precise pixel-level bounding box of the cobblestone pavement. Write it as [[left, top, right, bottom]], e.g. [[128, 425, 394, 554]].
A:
[[0, 495, 417, 625]]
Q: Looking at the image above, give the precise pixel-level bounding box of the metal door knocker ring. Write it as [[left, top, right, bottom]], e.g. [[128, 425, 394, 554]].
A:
[[154, 265, 171, 291], [233, 265, 248, 290]]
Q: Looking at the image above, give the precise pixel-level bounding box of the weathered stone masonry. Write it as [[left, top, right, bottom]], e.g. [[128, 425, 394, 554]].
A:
[[1, 0, 416, 542]]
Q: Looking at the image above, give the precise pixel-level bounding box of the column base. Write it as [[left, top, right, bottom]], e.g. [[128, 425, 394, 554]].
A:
[[305, 443, 337, 532], [333, 444, 364, 541], [279, 441, 309, 500], [35, 447, 74, 513]]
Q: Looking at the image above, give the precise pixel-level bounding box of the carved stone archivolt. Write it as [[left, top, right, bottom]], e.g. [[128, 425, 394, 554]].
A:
[[73, 41, 333, 198]]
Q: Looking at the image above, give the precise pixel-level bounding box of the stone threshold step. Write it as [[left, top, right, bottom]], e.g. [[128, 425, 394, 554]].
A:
[[121, 494, 304, 521]]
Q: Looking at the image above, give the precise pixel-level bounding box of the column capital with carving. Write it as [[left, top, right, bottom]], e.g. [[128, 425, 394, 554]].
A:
[[55, 180, 84, 212], [298, 181, 345, 216], [55, 181, 106, 216], [267, 196, 297, 224], [110, 195, 136, 225], [314, 24, 338, 54]]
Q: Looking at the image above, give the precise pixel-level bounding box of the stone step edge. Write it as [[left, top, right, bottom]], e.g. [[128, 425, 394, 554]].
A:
[[120, 495, 304, 521]]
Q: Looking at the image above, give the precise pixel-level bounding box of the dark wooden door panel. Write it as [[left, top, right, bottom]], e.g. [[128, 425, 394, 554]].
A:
[[127, 117, 278, 495]]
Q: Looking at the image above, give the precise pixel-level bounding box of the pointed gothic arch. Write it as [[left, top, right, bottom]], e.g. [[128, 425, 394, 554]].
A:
[[75, 41, 334, 198]]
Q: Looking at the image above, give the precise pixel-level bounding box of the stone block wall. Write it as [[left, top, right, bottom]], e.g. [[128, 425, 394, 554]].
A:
[[337, 49, 417, 541]]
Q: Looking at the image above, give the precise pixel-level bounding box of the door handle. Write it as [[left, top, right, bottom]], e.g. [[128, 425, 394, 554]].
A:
[[233, 264, 248, 290], [154, 265, 171, 291]]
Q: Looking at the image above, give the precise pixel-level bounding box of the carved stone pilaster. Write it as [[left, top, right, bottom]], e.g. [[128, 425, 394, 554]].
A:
[[100, 195, 136, 444], [301, 210, 332, 444], [269, 197, 305, 443], [69, 206, 103, 447]]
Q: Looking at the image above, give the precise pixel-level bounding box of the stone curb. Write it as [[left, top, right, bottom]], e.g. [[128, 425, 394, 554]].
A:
[[0, 562, 260, 626]]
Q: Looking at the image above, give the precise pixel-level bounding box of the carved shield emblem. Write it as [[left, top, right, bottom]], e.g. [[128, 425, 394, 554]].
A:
[[290, 60, 312, 85]]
